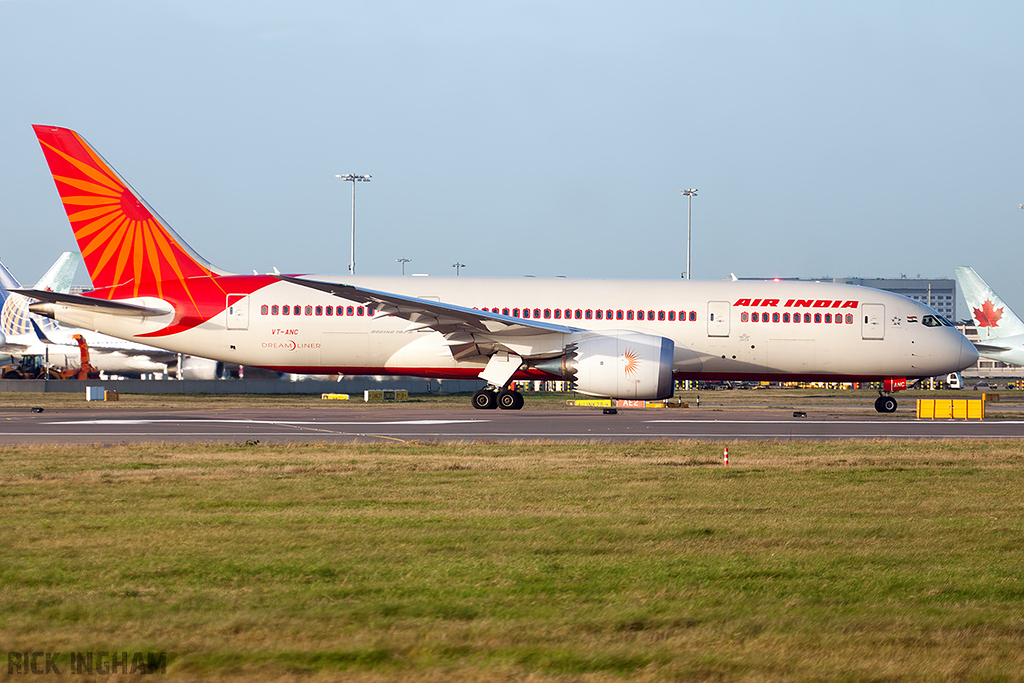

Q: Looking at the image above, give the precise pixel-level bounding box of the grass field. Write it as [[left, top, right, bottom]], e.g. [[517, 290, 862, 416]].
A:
[[2, 439, 1023, 681]]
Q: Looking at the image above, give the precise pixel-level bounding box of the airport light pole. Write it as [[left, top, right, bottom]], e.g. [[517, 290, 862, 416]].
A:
[[396, 257, 412, 275], [335, 173, 372, 275], [680, 188, 697, 280], [452, 262, 466, 276]]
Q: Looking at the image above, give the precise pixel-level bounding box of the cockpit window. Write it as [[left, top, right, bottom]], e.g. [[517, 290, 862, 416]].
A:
[[921, 314, 953, 328]]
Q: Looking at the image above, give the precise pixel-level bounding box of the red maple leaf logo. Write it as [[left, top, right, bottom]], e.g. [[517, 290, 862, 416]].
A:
[[973, 299, 1004, 328]]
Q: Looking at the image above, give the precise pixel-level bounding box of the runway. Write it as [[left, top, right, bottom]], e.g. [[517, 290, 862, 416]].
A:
[[4, 406, 1024, 444]]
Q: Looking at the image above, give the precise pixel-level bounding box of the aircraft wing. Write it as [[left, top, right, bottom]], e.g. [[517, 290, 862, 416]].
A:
[[276, 275, 581, 337], [12, 289, 172, 318]]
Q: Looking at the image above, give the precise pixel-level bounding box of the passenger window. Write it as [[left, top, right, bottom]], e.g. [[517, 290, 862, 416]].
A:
[[636, 311, 644, 320], [534, 308, 541, 318], [658, 311, 665, 321], [606, 310, 613, 319], [585, 309, 593, 319], [689, 311, 696, 321], [544, 309, 551, 319], [804, 313, 811, 323], [617, 310, 624, 320], [282, 306, 289, 316], [648, 310, 655, 320], [502, 308, 510, 316], [846, 314, 853, 324], [261, 305, 268, 315], [741, 312, 749, 322], [326, 306, 332, 316], [564, 309, 572, 319], [512, 308, 520, 317], [772, 312, 780, 322], [814, 313, 822, 323], [271, 305, 279, 315], [302, 305, 311, 316], [357, 307, 364, 316], [345, 306, 353, 316], [554, 309, 562, 319], [668, 311, 675, 321], [782, 312, 790, 322], [522, 309, 530, 318], [752, 312, 759, 322], [575, 309, 582, 319], [315, 306, 323, 316], [627, 310, 634, 320], [595, 310, 603, 320], [824, 313, 831, 323]]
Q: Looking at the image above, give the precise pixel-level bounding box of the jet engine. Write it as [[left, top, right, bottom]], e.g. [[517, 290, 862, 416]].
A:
[[178, 355, 225, 380], [533, 331, 675, 400]]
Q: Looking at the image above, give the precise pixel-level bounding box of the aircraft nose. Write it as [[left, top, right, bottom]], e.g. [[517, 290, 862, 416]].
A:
[[958, 332, 979, 370]]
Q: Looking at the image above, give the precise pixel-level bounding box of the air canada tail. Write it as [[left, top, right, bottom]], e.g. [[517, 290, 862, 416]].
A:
[[954, 266, 1024, 341], [32, 125, 228, 303]]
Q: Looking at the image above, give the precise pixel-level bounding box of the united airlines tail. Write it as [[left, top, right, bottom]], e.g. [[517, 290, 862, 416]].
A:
[[0, 253, 78, 338], [954, 266, 1024, 340]]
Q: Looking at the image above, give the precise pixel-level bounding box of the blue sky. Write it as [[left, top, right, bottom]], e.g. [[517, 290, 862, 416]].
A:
[[1, 1, 1022, 318]]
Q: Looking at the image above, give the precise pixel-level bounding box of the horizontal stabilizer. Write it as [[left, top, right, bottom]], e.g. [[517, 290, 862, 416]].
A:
[[973, 342, 1013, 353], [13, 289, 172, 317]]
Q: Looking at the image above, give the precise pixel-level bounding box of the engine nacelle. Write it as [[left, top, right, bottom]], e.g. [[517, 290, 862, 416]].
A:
[[178, 355, 225, 380], [534, 331, 675, 400]]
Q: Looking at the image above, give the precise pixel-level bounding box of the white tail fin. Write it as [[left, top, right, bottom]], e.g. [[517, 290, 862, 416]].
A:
[[954, 266, 1024, 340], [0, 253, 77, 338]]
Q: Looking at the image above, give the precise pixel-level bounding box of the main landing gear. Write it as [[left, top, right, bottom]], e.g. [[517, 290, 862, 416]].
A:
[[874, 393, 898, 413], [472, 387, 524, 410]]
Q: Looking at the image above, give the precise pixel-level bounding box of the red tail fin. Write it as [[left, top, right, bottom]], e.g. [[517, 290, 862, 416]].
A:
[[32, 125, 226, 302]]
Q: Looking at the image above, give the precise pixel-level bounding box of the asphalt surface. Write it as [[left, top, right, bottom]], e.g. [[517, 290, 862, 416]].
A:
[[4, 406, 1024, 444]]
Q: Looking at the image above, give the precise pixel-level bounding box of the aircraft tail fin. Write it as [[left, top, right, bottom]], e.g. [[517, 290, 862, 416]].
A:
[[0, 254, 66, 339], [32, 251, 79, 294], [32, 125, 228, 303], [954, 266, 1024, 340]]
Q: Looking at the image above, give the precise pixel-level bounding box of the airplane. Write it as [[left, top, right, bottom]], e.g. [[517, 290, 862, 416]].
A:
[[21, 125, 977, 413], [1, 253, 221, 378], [955, 266, 1024, 366]]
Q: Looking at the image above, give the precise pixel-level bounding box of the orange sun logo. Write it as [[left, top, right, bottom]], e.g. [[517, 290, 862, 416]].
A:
[[623, 348, 640, 376]]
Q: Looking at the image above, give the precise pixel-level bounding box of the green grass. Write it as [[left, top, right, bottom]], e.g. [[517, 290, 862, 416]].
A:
[[2, 440, 1024, 680]]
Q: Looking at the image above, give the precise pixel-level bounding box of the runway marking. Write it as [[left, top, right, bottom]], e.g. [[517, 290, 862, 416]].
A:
[[643, 419, 1024, 425], [44, 418, 488, 426]]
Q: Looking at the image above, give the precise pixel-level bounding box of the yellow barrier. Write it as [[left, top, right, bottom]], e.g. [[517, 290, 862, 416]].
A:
[[917, 397, 985, 420], [104, 390, 119, 402], [566, 399, 613, 407], [321, 393, 350, 400]]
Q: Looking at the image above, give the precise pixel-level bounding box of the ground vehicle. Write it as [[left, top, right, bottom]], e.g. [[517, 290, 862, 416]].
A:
[[0, 335, 98, 379]]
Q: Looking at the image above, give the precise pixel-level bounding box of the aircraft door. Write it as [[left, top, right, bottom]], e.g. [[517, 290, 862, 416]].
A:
[[861, 303, 884, 339], [226, 294, 249, 330], [707, 301, 730, 337]]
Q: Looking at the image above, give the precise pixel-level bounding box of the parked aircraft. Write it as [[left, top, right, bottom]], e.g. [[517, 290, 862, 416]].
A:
[[955, 266, 1024, 367], [23, 125, 977, 411]]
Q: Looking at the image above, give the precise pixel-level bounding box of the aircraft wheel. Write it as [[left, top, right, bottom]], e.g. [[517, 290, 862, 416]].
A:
[[472, 389, 498, 410], [498, 390, 524, 410], [875, 396, 897, 413]]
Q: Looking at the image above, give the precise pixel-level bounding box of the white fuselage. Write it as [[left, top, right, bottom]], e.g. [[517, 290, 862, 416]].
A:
[[40, 276, 978, 383]]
